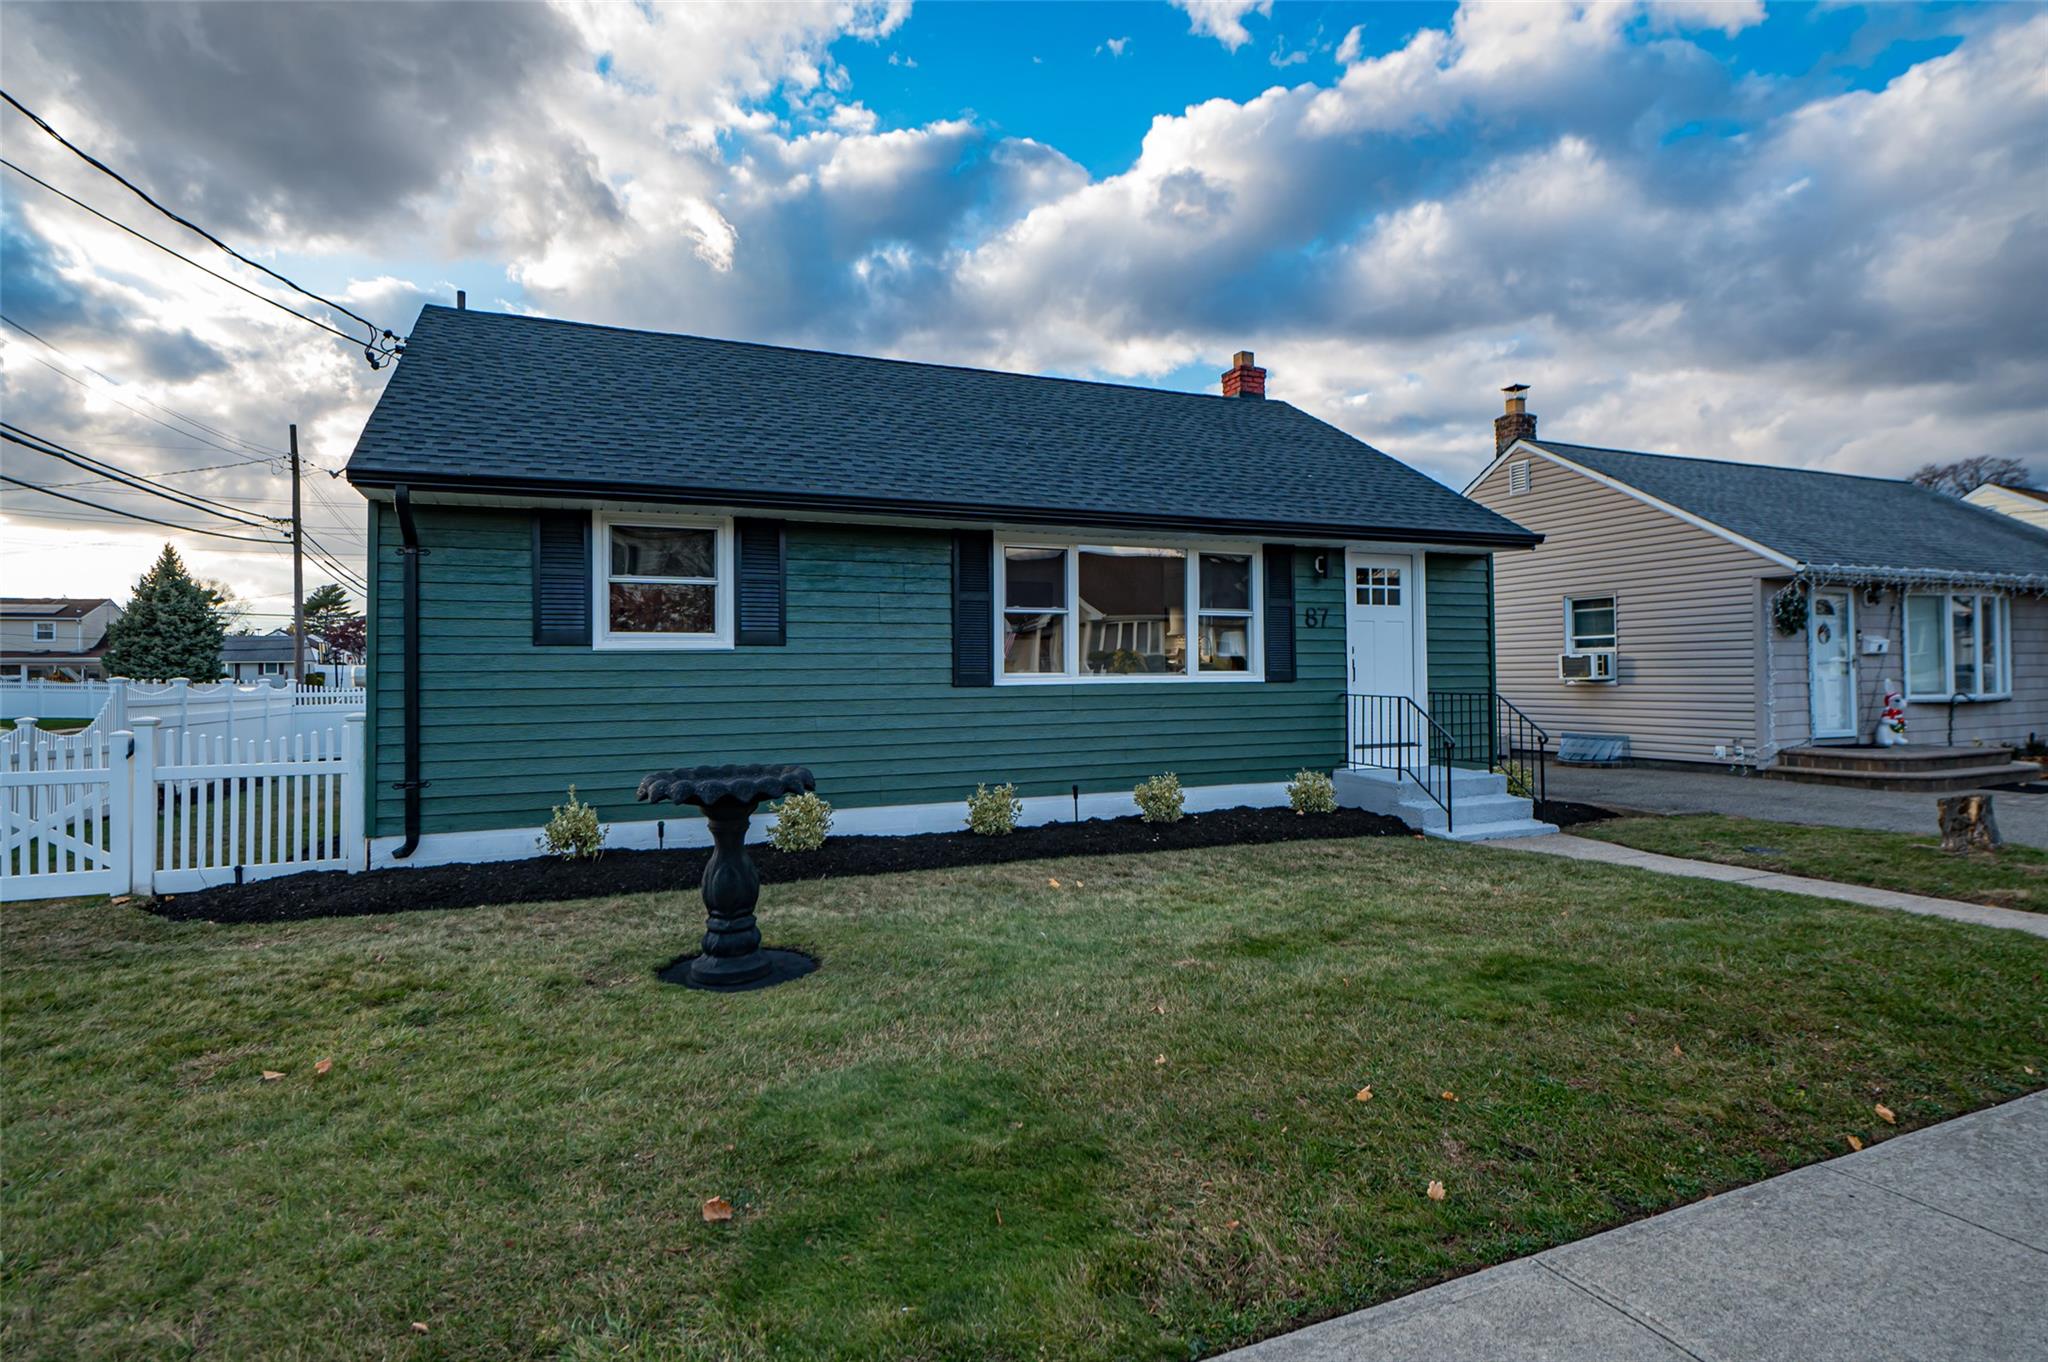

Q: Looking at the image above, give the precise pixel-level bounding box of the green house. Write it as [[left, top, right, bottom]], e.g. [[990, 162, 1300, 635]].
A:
[[343, 307, 1548, 865]]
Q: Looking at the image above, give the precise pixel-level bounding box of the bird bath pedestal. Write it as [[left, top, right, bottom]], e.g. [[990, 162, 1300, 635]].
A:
[[637, 763, 818, 991]]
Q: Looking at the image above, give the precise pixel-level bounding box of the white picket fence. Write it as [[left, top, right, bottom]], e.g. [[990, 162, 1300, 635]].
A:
[[0, 713, 364, 903]]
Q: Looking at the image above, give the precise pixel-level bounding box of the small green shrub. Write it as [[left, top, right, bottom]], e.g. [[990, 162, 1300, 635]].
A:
[[768, 791, 833, 853], [966, 782, 1022, 836], [537, 785, 606, 860], [1288, 769, 1337, 815], [1133, 772, 1184, 823]]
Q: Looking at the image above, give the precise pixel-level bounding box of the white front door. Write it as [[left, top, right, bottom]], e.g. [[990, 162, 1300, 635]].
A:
[[1808, 589, 1858, 740], [1346, 551, 1418, 764]]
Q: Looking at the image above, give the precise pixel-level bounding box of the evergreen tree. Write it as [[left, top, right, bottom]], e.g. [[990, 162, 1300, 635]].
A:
[[101, 545, 227, 681], [301, 583, 354, 635]]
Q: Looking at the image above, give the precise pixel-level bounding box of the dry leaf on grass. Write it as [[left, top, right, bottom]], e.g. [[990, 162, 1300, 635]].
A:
[[411, 1322, 429, 1334], [1153, 1054, 1167, 1067], [1846, 1134, 1864, 1152], [1440, 1091, 1457, 1102], [1355, 1086, 1373, 1102], [1672, 1043, 1684, 1056], [1047, 878, 1061, 889], [1875, 1103, 1896, 1125], [702, 1197, 734, 1223], [1426, 1180, 1446, 1201], [314, 1058, 333, 1076], [260, 1071, 285, 1082]]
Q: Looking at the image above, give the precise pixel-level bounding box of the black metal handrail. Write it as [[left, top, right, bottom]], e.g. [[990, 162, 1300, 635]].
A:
[[1346, 693, 1456, 831], [1425, 690, 1551, 805]]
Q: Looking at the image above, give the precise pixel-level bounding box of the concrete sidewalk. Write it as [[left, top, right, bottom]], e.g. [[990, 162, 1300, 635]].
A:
[[1220, 1092, 2048, 1361], [1487, 833, 2048, 939]]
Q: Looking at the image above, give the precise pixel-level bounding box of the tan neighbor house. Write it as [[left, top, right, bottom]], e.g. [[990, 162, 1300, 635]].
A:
[[0, 597, 123, 681], [1465, 390, 2048, 774], [1965, 482, 2048, 532]]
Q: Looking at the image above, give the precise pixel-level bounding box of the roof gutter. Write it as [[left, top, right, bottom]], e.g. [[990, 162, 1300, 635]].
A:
[[344, 471, 1542, 550], [391, 485, 428, 859]]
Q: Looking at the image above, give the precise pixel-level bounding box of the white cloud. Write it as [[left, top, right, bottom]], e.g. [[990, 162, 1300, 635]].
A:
[[0, 0, 2040, 611], [1171, 0, 1273, 53], [1099, 36, 1130, 58]]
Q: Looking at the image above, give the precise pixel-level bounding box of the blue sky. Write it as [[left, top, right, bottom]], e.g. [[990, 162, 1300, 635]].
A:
[[0, 1, 2041, 606]]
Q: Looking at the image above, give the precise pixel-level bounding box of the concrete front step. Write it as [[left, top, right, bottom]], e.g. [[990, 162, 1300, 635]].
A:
[[1778, 743, 2016, 774], [1762, 760, 2039, 793], [1333, 767, 1558, 841]]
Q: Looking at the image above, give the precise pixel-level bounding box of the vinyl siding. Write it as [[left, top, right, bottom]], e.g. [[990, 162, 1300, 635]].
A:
[[366, 505, 1378, 837], [1424, 553, 1495, 765], [1469, 452, 1777, 763]]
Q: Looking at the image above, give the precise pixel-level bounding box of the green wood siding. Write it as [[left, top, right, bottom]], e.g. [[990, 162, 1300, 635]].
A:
[[1425, 553, 1496, 767], [367, 507, 1387, 837]]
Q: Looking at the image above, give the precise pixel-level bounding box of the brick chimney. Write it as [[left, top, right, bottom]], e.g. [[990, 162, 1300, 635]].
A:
[[1222, 350, 1266, 400], [1495, 383, 1535, 455]]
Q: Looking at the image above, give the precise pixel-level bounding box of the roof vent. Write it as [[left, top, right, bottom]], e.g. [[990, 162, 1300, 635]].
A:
[[1222, 351, 1266, 400]]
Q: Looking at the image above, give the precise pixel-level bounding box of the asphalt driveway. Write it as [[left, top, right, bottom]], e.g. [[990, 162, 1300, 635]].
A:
[[1548, 763, 2048, 850]]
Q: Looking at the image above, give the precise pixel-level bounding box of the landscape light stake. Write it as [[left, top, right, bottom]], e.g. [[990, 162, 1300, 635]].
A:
[[637, 763, 819, 991]]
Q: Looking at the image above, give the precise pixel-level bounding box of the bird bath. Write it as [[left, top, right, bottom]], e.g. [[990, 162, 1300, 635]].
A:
[[637, 762, 819, 991]]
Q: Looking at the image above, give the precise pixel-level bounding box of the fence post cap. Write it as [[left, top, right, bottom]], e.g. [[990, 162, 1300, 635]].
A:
[[131, 715, 162, 727], [14, 716, 37, 730]]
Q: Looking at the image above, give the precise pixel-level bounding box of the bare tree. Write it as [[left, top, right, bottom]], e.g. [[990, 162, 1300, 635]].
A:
[[1908, 455, 2035, 497]]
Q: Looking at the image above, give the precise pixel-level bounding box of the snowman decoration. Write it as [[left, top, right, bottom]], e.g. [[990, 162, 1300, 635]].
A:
[[1875, 687, 1907, 747]]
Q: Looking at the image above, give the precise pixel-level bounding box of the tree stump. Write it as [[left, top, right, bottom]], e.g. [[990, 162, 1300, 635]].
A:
[[1937, 795, 2002, 853]]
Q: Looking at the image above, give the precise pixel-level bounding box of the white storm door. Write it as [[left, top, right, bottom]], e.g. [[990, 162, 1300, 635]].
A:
[[1345, 552, 1418, 764], [1808, 589, 1857, 740]]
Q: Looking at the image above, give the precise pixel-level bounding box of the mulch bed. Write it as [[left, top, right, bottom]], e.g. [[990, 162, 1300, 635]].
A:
[[149, 805, 1412, 925], [1535, 800, 1620, 829]]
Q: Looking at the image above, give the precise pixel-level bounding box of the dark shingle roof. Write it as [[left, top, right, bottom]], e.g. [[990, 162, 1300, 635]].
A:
[[221, 635, 297, 662], [1528, 440, 2048, 584], [346, 307, 1536, 546]]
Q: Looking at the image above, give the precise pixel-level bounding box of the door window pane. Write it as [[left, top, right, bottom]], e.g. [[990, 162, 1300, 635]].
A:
[[1904, 594, 1945, 696], [1354, 566, 1402, 607], [1079, 548, 1186, 675], [1951, 595, 1978, 694]]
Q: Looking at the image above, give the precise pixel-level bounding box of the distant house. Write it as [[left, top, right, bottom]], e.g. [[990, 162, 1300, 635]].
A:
[[0, 597, 123, 682], [1964, 482, 2048, 532], [221, 633, 304, 682], [342, 305, 1548, 866], [1465, 389, 2047, 777]]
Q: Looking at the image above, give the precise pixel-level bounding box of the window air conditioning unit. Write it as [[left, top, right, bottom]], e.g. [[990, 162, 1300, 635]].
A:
[[1558, 651, 1617, 684]]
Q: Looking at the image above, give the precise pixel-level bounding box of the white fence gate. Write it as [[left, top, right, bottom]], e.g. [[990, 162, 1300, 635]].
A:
[[0, 713, 363, 903], [1, 724, 131, 900]]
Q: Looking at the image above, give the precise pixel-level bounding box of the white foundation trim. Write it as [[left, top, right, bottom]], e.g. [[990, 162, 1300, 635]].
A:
[[367, 779, 1294, 872]]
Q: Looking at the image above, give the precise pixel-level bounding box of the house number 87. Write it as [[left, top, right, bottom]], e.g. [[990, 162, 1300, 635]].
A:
[[1302, 607, 1330, 628]]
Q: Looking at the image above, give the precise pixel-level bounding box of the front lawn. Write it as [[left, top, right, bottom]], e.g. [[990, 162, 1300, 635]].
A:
[[5, 838, 2044, 1360], [1581, 813, 2048, 912]]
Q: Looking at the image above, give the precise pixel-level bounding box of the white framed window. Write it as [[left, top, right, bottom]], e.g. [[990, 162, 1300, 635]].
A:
[[1905, 592, 2011, 700], [995, 536, 1262, 682], [1565, 595, 1617, 653], [594, 512, 734, 650], [32, 621, 55, 641], [257, 661, 285, 676]]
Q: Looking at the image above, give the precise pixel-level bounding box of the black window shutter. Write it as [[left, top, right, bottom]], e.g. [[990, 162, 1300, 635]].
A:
[[952, 529, 994, 687], [735, 518, 787, 646], [532, 510, 592, 646], [1263, 543, 1296, 682]]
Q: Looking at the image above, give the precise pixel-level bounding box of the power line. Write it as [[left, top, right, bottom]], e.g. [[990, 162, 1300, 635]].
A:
[[0, 161, 375, 356], [1, 316, 284, 465], [1, 474, 289, 543], [0, 314, 285, 458], [0, 90, 404, 367], [42, 456, 273, 490], [1, 424, 283, 529]]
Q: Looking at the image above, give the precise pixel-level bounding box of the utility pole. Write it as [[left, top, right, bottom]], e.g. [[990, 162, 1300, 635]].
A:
[[290, 423, 305, 684]]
